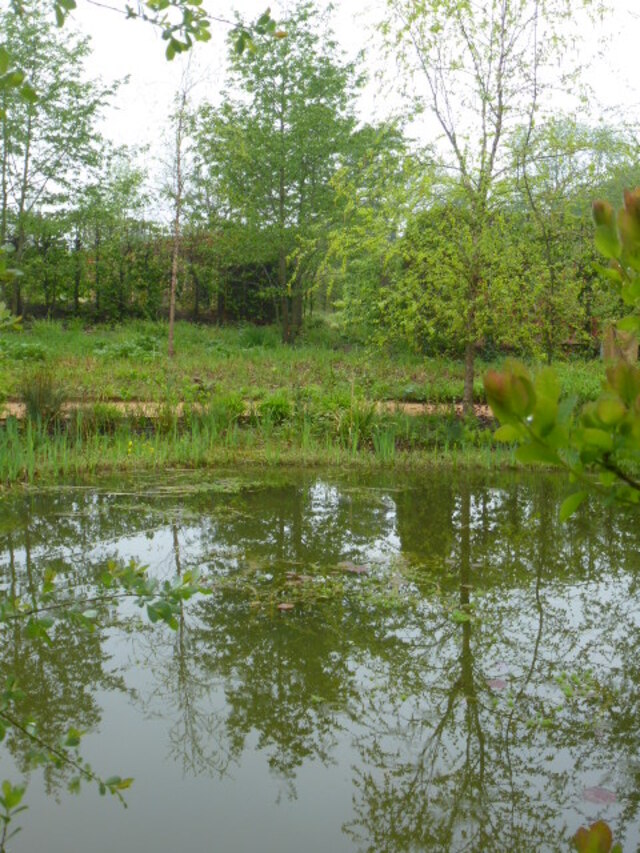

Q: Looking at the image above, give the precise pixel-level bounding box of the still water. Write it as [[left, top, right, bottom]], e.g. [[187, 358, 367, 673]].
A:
[[0, 469, 639, 852]]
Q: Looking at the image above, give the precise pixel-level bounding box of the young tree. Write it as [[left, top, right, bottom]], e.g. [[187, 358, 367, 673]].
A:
[[0, 1, 115, 314], [383, 0, 598, 411], [167, 80, 192, 357], [512, 118, 637, 362], [194, 1, 359, 342], [323, 122, 419, 342]]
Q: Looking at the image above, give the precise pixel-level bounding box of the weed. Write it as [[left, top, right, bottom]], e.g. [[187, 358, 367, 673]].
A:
[[20, 368, 66, 428]]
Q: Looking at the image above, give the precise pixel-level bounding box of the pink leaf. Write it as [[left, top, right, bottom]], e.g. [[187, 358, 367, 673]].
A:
[[584, 787, 617, 805]]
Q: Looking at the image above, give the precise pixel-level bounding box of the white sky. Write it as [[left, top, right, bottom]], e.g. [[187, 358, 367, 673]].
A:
[[68, 0, 640, 190]]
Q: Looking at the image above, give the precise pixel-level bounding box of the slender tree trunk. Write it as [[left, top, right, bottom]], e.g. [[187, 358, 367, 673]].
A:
[[169, 90, 187, 359], [94, 227, 101, 315], [1, 91, 9, 307], [463, 341, 475, 416], [279, 246, 290, 344], [291, 290, 303, 337], [73, 226, 82, 315], [13, 110, 33, 316], [192, 266, 200, 320]]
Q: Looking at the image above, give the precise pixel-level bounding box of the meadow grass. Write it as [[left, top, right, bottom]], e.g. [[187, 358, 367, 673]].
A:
[[0, 319, 606, 407], [0, 318, 607, 484]]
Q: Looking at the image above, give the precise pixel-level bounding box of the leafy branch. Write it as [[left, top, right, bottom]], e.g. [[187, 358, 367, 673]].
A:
[[485, 189, 640, 518], [0, 557, 211, 847]]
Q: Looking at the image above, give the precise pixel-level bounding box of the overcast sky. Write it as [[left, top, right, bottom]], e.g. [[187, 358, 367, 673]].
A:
[[69, 0, 640, 186]]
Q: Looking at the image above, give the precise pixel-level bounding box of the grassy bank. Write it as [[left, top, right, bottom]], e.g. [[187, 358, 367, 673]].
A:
[[0, 318, 606, 407], [0, 404, 518, 485], [0, 318, 610, 484]]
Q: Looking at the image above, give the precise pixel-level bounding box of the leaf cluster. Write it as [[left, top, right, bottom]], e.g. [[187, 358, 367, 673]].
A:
[[485, 189, 640, 516]]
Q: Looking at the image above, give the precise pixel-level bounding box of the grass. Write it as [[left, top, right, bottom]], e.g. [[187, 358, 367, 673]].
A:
[[0, 400, 511, 485], [0, 318, 608, 484], [0, 318, 607, 407]]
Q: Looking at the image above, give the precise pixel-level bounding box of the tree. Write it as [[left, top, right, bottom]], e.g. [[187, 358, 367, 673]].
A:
[[383, 0, 597, 412], [166, 79, 192, 357], [7, 0, 278, 61], [194, 1, 359, 342], [320, 122, 414, 342], [0, 1, 116, 315], [512, 118, 637, 362]]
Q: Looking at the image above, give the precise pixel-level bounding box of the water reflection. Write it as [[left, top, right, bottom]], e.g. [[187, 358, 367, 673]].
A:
[[0, 471, 639, 852]]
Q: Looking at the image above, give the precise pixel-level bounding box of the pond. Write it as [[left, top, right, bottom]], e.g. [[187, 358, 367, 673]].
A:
[[0, 469, 639, 852]]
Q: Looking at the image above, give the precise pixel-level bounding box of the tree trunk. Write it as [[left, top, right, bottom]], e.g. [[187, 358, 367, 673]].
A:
[[279, 247, 291, 344], [94, 228, 101, 315], [73, 227, 82, 315], [169, 89, 187, 359], [463, 341, 475, 416], [192, 266, 200, 320], [291, 289, 303, 338]]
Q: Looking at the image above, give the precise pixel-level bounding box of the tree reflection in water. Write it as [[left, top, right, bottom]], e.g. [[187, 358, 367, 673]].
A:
[[0, 471, 639, 851]]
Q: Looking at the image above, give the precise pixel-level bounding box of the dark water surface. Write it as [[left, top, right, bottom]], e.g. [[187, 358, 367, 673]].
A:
[[1, 469, 639, 852]]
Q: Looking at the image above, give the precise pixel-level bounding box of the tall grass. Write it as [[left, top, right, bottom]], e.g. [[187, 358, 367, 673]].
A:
[[0, 319, 607, 408], [0, 408, 516, 486]]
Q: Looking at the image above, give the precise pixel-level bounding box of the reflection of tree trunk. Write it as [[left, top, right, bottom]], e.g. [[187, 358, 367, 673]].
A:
[[172, 524, 182, 579], [292, 490, 303, 557], [7, 534, 20, 655], [458, 481, 485, 783], [24, 527, 37, 611], [504, 483, 547, 820]]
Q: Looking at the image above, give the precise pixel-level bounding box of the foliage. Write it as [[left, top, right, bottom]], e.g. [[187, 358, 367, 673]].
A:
[[485, 189, 640, 513], [322, 122, 414, 343], [0, 2, 117, 316], [8, 0, 277, 62], [381, 0, 601, 409], [19, 366, 66, 427], [193, 1, 359, 342], [511, 118, 637, 362], [0, 555, 211, 846]]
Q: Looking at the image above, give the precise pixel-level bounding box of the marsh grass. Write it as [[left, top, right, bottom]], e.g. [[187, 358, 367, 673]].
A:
[[0, 402, 514, 486], [20, 367, 66, 428]]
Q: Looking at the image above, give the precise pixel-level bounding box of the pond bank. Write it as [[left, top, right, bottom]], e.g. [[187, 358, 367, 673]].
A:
[[0, 410, 514, 486]]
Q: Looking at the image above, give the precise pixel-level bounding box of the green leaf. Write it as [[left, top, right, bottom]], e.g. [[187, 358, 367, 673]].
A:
[[516, 443, 560, 465], [594, 224, 621, 259], [1, 782, 25, 810], [4, 70, 25, 88], [534, 368, 561, 404], [0, 48, 9, 75], [559, 491, 587, 522], [19, 84, 38, 104], [617, 315, 640, 333], [451, 609, 471, 623], [493, 424, 520, 443], [581, 428, 614, 453], [596, 398, 626, 427]]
